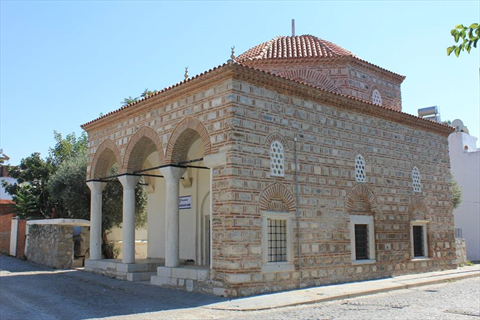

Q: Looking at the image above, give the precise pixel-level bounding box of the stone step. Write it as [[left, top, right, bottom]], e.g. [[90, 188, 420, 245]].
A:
[[127, 271, 157, 282]]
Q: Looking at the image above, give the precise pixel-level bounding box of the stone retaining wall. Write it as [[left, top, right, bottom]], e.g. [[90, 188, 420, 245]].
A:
[[456, 238, 467, 265], [27, 225, 73, 269]]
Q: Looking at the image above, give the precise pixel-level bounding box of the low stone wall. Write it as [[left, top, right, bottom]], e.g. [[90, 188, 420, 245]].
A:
[[456, 238, 467, 265], [27, 225, 73, 269]]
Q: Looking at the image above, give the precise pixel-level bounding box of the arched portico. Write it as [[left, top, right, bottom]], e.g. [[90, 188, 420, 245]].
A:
[[87, 139, 122, 260], [161, 119, 212, 268], [118, 127, 164, 264]]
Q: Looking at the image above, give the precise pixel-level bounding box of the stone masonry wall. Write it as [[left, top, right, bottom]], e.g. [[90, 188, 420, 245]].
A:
[[85, 78, 235, 179], [84, 69, 454, 297], [456, 238, 467, 265], [245, 60, 403, 111], [27, 225, 74, 269], [209, 79, 456, 296]]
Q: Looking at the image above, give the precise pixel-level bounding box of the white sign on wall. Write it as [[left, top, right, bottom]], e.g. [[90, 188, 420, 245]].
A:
[[179, 196, 191, 210]]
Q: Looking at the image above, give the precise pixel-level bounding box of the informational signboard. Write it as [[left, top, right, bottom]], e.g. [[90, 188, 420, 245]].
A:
[[179, 196, 191, 210]]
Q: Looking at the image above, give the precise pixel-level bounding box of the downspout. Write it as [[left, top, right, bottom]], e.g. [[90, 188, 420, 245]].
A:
[[294, 134, 301, 288]]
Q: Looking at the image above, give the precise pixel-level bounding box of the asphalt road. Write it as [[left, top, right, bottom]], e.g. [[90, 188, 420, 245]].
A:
[[1, 255, 479, 320]]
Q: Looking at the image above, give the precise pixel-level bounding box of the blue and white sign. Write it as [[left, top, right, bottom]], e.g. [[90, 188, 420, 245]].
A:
[[179, 196, 191, 210]]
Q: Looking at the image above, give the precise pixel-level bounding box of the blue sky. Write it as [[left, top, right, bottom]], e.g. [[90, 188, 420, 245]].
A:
[[1, 1, 479, 165]]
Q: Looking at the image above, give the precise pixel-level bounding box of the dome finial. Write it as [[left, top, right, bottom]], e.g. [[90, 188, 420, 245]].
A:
[[184, 66, 189, 80], [292, 19, 295, 36]]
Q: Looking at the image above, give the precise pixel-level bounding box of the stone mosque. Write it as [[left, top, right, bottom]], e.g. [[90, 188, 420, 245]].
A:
[[82, 29, 456, 296]]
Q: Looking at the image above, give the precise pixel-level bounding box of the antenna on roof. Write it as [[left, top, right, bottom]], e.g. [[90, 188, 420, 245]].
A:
[[292, 19, 295, 36]]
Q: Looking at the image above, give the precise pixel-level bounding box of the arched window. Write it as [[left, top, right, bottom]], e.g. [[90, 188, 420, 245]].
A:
[[372, 89, 382, 106], [412, 167, 421, 192], [270, 141, 285, 177], [355, 154, 366, 183]]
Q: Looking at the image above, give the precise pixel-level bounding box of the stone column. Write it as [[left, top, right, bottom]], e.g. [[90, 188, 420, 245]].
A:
[[118, 175, 140, 264], [87, 181, 106, 260], [160, 166, 186, 268]]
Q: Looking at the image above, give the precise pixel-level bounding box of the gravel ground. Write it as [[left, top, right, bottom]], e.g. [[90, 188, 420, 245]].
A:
[[226, 277, 480, 320], [1, 255, 479, 320]]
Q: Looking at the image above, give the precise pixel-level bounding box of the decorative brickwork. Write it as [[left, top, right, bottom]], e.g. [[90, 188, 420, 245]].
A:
[[265, 132, 290, 150], [82, 52, 456, 297], [408, 197, 429, 220], [346, 184, 377, 214], [123, 126, 165, 172], [90, 139, 122, 180], [165, 117, 212, 164], [259, 183, 296, 213], [277, 69, 339, 92]]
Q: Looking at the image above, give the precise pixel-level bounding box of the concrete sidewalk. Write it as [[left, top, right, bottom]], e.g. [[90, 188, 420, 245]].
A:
[[206, 265, 480, 311]]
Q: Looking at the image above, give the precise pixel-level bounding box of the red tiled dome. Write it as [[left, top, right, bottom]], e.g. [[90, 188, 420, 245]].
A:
[[237, 35, 354, 62]]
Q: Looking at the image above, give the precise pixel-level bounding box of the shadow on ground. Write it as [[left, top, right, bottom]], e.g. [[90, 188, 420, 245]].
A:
[[0, 255, 225, 320]]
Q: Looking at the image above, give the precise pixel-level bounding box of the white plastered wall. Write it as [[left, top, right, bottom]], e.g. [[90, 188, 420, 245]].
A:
[[147, 138, 211, 264], [449, 131, 480, 261]]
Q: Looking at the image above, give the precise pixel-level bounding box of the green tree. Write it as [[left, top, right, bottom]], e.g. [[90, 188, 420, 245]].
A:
[[11, 184, 41, 219], [2, 152, 54, 217], [447, 23, 479, 57], [49, 154, 147, 258], [48, 131, 88, 167], [121, 96, 138, 106], [452, 175, 462, 210], [140, 88, 158, 98]]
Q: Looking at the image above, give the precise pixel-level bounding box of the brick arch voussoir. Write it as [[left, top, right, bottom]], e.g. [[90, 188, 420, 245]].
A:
[[408, 196, 429, 221], [351, 147, 370, 163], [265, 132, 290, 150], [90, 139, 122, 180], [346, 183, 378, 214], [123, 126, 165, 173], [165, 117, 212, 164], [259, 183, 297, 213], [278, 69, 339, 92], [409, 161, 423, 173]]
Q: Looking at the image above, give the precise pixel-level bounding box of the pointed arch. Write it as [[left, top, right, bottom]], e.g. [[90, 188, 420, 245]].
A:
[[165, 117, 212, 164], [346, 183, 378, 214], [408, 197, 429, 221], [90, 139, 122, 180], [259, 183, 296, 213], [123, 126, 165, 173], [351, 147, 370, 162]]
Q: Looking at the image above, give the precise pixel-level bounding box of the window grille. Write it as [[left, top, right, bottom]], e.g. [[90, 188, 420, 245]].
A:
[[354, 224, 369, 260], [355, 154, 366, 182], [270, 141, 285, 177], [413, 226, 425, 257], [372, 89, 382, 105], [267, 219, 287, 262], [455, 228, 463, 238], [412, 167, 421, 192]]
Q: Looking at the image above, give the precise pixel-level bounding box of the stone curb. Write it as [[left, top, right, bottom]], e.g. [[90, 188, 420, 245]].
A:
[[207, 270, 480, 311]]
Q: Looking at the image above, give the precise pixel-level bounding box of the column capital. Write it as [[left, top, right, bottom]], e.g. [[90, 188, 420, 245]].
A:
[[118, 175, 140, 190], [160, 166, 187, 182], [87, 181, 106, 193]]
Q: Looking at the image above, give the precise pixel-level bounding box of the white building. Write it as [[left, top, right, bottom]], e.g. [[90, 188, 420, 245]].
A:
[[448, 120, 480, 262]]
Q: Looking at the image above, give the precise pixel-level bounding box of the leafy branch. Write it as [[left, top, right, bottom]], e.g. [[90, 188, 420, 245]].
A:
[[447, 23, 479, 57]]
